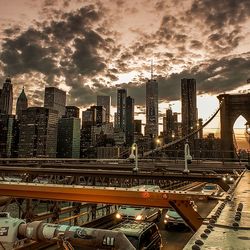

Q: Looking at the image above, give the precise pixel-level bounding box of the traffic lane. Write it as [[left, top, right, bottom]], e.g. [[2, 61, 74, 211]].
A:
[[158, 199, 218, 249]]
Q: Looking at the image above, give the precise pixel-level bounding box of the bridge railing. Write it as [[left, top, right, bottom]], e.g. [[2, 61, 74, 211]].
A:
[[143, 149, 249, 164]]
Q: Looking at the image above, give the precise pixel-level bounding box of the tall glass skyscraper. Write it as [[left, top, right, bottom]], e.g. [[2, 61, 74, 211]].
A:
[[97, 95, 111, 123], [145, 79, 158, 138], [181, 78, 197, 137], [44, 87, 66, 118], [117, 89, 127, 131], [18, 107, 58, 157]]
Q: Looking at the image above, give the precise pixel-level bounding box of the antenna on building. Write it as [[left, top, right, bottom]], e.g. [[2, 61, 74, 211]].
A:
[[151, 59, 154, 80]]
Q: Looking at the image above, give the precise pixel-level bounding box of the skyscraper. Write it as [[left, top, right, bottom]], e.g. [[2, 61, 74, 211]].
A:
[[65, 106, 79, 118], [117, 89, 127, 131], [145, 78, 158, 138], [164, 108, 174, 142], [125, 96, 134, 146], [91, 106, 106, 125], [44, 87, 66, 118], [16, 87, 28, 120], [57, 117, 80, 158], [0, 77, 13, 115], [0, 114, 15, 157], [134, 120, 142, 134], [18, 107, 58, 158], [181, 78, 197, 137], [97, 95, 111, 123]]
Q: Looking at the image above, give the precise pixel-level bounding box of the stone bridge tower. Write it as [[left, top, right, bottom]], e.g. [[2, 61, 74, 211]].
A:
[[217, 93, 250, 158]]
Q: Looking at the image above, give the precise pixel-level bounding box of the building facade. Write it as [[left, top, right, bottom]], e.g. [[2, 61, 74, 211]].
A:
[[65, 106, 79, 118], [0, 77, 13, 115], [125, 96, 134, 146], [145, 79, 158, 138], [16, 87, 28, 120], [181, 78, 197, 137], [44, 87, 66, 118], [18, 107, 58, 158], [0, 114, 15, 157], [57, 117, 80, 158], [117, 89, 127, 131], [97, 95, 111, 123]]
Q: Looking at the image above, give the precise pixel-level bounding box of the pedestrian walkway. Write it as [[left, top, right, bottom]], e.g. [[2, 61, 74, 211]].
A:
[[184, 170, 250, 250]]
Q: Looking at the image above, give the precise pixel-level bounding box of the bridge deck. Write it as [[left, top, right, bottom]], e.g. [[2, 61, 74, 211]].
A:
[[184, 170, 250, 249]]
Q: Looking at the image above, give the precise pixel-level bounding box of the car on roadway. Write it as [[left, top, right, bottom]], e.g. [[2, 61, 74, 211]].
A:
[[112, 220, 162, 250], [222, 174, 235, 184], [202, 183, 220, 195], [163, 201, 197, 229], [115, 185, 161, 222]]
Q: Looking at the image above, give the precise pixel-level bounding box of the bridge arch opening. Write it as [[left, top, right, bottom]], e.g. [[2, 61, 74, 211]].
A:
[[233, 115, 249, 151]]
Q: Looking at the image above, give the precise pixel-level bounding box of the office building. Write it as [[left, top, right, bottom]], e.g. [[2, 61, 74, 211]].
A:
[[117, 89, 127, 130], [134, 120, 142, 134], [18, 107, 58, 157], [164, 109, 174, 142], [57, 117, 80, 158], [92, 106, 106, 125], [44, 87, 66, 117], [181, 78, 197, 137], [145, 78, 158, 138], [0, 77, 13, 115], [97, 95, 111, 123], [125, 96, 134, 146], [65, 106, 79, 118], [0, 114, 15, 157], [91, 123, 114, 146], [16, 87, 28, 120]]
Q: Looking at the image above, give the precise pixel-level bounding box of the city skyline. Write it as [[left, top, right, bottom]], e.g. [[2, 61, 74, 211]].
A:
[[0, 0, 249, 131]]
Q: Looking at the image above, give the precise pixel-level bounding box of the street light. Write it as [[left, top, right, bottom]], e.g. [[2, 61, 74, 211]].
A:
[[183, 143, 192, 173], [156, 138, 160, 146], [129, 143, 138, 172]]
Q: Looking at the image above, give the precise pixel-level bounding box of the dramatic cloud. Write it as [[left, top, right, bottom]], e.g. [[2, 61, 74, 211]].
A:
[[0, 0, 249, 110]]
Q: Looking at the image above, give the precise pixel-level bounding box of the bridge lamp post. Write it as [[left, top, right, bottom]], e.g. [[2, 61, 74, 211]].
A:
[[129, 143, 138, 172], [183, 143, 192, 173]]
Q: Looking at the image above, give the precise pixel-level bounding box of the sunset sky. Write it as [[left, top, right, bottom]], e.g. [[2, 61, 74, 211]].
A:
[[0, 0, 250, 139]]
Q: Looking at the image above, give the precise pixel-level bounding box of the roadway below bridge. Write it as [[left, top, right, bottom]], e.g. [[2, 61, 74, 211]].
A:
[[159, 186, 219, 249]]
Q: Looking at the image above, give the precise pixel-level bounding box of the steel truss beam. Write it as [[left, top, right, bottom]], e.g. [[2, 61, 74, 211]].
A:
[[0, 166, 230, 191], [0, 182, 206, 231]]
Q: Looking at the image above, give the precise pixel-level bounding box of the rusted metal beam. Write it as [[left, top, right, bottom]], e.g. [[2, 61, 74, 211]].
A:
[[0, 182, 208, 231], [169, 200, 203, 231], [0, 182, 207, 207]]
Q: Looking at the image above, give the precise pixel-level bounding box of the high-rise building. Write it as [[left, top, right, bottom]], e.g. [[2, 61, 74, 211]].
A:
[[145, 78, 158, 138], [134, 120, 142, 134], [0, 114, 15, 157], [16, 87, 28, 120], [97, 95, 111, 123], [181, 78, 197, 137], [18, 107, 58, 158], [125, 96, 134, 146], [164, 109, 174, 142], [57, 117, 80, 158], [65, 106, 79, 118], [91, 106, 106, 125], [44, 87, 66, 118], [81, 106, 105, 150], [0, 77, 13, 115], [117, 89, 127, 131]]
